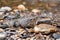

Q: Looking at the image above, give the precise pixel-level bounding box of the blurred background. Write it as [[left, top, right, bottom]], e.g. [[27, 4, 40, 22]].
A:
[[0, 0, 60, 11]]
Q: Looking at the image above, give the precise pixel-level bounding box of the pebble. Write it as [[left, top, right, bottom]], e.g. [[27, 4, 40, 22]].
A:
[[56, 38, 60, 40], [0, 32, 6, 38], [17, 5, 26, 11], [36, 17, 52, 24], [0, 28, 4, 32], [0, 9, 5, 12], [32, 9, 41, 14], [27, 28, 34, 33], [34, 24, 57, 34], [52, 33, 60, 39], [1, 6, 12, 11]]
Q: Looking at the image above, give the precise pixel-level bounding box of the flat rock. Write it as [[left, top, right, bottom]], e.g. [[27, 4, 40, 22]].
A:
[[34, 24, 57, 34]]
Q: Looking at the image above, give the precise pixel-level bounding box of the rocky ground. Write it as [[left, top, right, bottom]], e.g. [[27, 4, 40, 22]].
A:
[[0, 0, 60, 40]]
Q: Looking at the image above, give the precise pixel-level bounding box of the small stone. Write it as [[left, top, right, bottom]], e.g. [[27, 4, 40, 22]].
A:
[[28, 28, 34, 33], [1, 6, 12, 11], [52, 33, 60, 39], [0, 32, 6, 38], [13, 9, 18, 12], [18, 28, 24, 32], [17, 38, 22, 40], [36, 17, 52, 24], [17, 4, 26, 11], [56, 38, 60, 40], [26, 38, 30, 40], [0, 28, 4, 32], [32, 9, 40, 13], [34, 24, 57, 34], [0, 9, 5, 12]]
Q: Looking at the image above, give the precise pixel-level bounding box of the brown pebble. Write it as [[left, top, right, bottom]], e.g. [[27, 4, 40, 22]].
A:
[[34, 24, 57, 34]]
